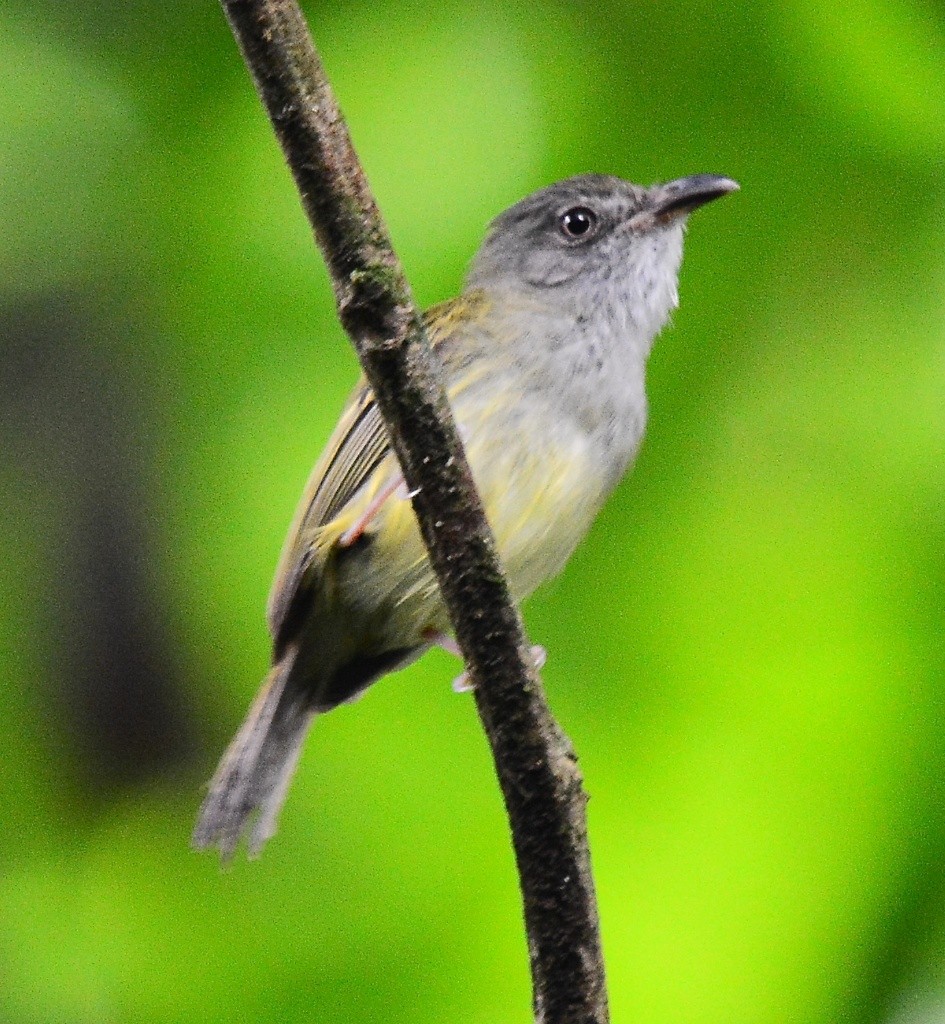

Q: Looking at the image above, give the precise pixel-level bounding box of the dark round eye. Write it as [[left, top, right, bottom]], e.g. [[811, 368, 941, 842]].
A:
[[559, 206, 598, 239]]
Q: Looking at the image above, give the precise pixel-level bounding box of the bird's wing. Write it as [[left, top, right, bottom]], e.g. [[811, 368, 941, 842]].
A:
[[266, 293, 489, 645], [265, 377, 389, 644]]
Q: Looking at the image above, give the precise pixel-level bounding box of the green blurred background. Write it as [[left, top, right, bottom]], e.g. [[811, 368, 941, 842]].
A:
[[2, 1, 944, 1021]]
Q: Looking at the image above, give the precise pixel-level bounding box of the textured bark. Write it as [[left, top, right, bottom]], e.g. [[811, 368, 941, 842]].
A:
[[218, 2, 608, 1021]]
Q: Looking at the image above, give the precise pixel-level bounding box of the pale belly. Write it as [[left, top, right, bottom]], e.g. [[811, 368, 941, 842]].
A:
[[337, 404, 610, 650], [469, 427, 607, 601]]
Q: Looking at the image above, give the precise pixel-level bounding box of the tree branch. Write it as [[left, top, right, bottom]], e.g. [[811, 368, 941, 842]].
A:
[[218, 2, 608, 1020]]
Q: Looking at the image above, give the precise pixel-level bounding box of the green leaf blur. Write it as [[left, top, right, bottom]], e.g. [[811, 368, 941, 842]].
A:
[[2, 1, 944, 1022]]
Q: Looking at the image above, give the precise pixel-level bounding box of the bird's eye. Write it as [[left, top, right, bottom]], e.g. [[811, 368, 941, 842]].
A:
[[559, 206, 598, 240]]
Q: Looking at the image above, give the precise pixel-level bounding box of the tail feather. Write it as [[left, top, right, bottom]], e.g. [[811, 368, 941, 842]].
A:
[[193, 646, 315, 861]]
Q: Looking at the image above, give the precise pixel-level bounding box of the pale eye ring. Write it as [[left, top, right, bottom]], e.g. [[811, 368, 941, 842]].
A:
[[559, 206, 598, 240]]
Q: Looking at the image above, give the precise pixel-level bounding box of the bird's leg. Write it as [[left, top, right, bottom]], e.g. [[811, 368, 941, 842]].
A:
[[424, 630, 546, 693], [339, 471, 408, 548], [340, 421, 469, 550]]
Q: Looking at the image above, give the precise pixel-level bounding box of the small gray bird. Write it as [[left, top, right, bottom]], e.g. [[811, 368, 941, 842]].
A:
[[194, 173, 738, 859]]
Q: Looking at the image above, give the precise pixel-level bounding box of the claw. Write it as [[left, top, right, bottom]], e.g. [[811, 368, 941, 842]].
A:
[[530, 644, 547, 671], [452, 670, 476, 694]]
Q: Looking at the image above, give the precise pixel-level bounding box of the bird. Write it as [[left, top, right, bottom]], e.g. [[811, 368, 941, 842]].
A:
[[193, 172, 738, 859]]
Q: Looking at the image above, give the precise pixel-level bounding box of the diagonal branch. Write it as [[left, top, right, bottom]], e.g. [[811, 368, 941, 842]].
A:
[[218, 2, 608, 1020]]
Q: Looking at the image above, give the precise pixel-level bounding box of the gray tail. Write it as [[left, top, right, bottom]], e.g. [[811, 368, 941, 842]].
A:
[[193, 645, 315, 861]]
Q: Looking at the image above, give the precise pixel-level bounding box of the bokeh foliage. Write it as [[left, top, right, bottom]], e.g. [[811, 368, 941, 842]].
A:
[[2, 1, 944, 1022]]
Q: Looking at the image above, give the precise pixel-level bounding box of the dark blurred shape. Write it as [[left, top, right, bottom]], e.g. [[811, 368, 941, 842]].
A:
[[0, 292, 196, 799]]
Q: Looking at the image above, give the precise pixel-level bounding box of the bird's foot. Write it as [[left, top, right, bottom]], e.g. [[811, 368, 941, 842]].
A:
[[424, 631, 546, 692]]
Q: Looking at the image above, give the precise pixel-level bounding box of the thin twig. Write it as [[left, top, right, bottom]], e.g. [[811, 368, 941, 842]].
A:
[[218, 2, 608, 1020]]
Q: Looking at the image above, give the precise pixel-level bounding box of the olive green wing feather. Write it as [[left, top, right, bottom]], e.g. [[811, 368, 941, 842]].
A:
[[265, 294, 489, 645], [265, 381, 391, 643]]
